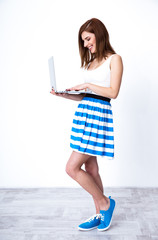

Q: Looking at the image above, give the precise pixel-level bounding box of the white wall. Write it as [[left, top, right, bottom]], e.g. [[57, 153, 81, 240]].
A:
[[0, 0, 158, 187]]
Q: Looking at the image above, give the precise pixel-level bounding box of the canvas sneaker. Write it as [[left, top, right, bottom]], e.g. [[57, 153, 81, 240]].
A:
[[97, 196, 116, 231], [78, 214, 101, 231]]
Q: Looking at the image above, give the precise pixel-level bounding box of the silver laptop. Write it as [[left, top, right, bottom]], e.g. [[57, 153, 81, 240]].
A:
[[48, 56, 92, 94]]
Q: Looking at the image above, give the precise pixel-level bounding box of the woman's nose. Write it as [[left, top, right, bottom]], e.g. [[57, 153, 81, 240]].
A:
[[84, 41, 88, 48]]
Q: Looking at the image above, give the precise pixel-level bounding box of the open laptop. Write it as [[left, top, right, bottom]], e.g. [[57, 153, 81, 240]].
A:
[[48, 56, 92, 94]]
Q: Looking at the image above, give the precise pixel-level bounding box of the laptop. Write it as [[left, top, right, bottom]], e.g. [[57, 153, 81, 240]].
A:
[[48, 56, 92, 94]]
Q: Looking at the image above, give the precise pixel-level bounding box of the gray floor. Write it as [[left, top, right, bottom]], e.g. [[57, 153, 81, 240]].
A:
[[0, 187, 158, 240]]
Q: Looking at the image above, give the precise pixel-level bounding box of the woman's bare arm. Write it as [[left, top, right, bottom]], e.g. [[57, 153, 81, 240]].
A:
[[66, 55, 123, 99], [66, 93, 86, 101], [50, 88, 86, 101], [87, 55, 123, 98]]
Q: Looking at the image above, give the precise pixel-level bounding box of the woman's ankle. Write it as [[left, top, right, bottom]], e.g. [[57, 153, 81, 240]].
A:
[[98, 196, 110, 211], [95, 210, 100, 214]]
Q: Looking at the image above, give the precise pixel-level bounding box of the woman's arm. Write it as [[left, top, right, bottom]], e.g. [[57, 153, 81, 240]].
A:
[[60, 92, 86, 101], [88, 55, 123, 99], [66, 55, 123, 99], [50, 88, 86, 101]]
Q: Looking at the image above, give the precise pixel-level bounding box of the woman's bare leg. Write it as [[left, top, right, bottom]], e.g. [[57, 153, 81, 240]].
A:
[[65, 151, 110, 211], [84, 156, 104, 214]]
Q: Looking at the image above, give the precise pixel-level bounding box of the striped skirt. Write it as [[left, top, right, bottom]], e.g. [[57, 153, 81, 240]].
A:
[[70, 94, 114, 160]]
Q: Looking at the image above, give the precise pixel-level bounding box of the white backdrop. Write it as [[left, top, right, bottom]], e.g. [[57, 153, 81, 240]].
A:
[[0, 0, 158, 187]]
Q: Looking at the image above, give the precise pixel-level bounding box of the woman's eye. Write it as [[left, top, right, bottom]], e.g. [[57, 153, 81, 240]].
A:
[[87, 38, 90, 41]]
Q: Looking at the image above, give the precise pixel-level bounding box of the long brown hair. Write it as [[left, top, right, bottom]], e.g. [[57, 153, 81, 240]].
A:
[[78, 18, 116, 68]]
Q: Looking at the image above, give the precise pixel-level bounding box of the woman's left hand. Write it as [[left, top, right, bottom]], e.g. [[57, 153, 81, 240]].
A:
[[65, 83, 89, 91]]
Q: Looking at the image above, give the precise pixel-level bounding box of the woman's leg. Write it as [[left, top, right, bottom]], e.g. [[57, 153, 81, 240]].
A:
[[84, 156, 104, 214], [65, 151, 110, 211]]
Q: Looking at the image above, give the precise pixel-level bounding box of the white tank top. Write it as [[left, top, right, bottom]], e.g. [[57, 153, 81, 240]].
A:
[[82, 54, 117, 95]]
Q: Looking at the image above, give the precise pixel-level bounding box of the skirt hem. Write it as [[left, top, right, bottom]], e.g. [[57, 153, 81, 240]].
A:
[[70, 146, 114, 160]]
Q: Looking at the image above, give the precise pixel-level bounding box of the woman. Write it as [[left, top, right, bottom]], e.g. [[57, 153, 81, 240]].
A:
[[50, 18, 123, 231]]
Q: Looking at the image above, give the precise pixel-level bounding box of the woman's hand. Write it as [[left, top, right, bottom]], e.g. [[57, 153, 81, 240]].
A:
[[66, 83, 89, 91], [50, 87, 87, 101], [50, 88, 69, 98]]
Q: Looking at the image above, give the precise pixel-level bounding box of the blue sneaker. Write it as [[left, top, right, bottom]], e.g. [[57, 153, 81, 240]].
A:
[[97, 196, 116, 231], [78, 214, 101, 231]]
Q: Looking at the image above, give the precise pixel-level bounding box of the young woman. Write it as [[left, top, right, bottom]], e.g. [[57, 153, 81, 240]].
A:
[[50, 18, 123, 231]]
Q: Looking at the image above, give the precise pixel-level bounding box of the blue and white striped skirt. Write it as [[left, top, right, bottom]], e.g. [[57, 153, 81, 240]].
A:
[[70, 94, 114, 160]]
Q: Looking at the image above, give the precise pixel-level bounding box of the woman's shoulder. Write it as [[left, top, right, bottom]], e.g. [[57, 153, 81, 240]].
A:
[[110, 54, 123, 65], [109, 54, 123, 70], [110, 53, 122, 60]]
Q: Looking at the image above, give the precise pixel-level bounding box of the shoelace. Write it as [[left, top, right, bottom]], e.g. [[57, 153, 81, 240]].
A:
[[100, 213, 110, 226], [101, 214, 104, 221], [84, 214, 101, 223]]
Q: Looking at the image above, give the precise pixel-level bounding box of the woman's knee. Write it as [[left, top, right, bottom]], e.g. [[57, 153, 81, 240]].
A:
[[65, 152, 82, 179], [65, 161, 77, 179], [85, 157, 99, 177], [66, 151, 92, 179]]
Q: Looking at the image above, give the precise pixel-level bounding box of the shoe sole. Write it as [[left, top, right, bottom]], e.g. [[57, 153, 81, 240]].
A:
[[98, 201, 116, 232], [78, 226, 98, 231]]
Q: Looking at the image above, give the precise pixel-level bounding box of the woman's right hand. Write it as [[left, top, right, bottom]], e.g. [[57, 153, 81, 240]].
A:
[[50, 88, 69, 98], [50, 87, 59, 96]]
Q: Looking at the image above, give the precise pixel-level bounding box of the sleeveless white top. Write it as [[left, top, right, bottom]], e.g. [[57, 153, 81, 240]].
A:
[[82, 54, 116, 95]]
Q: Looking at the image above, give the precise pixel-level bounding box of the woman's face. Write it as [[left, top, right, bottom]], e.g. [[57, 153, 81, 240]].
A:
[[81, 31, 96, 53]]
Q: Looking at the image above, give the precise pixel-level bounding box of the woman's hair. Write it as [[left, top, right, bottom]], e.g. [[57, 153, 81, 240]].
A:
[[78, 18, 116, 68]]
